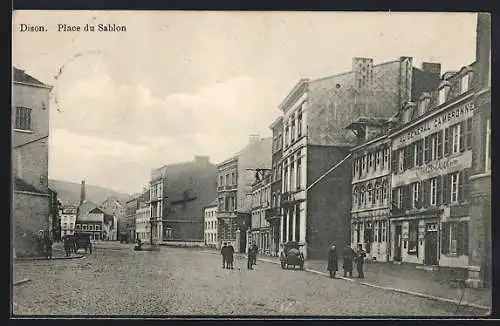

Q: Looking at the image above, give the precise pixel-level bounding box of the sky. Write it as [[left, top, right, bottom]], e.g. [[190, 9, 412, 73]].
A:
[[12, 11, 478, 194]]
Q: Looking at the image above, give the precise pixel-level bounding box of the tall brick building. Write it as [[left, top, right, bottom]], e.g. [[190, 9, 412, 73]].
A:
[[12, 67, 52, 257], [467, 13, 491, 288], [276, 57, 441, 260], [150, 156, 217, 243]]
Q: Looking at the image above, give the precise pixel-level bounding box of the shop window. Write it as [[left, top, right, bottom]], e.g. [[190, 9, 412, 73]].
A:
[[441, 221, 469, 256], [408, 221, 418, 255]]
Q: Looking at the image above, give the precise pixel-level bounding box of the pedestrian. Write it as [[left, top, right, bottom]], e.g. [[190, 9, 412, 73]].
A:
[[226, 243, 235, 269], [356, 244, 366, 279], [250, 242, 258, 266], [63, 236, 71, 257], [327, 244, 339, 279], [247, 244, 256, 270], [221, 242, 228, 268], [342, 244, 356, 277], [37, 230, 45, 257]]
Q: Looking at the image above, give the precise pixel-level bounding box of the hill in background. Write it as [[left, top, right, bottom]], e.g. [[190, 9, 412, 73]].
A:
[[49, 179, 132, 206]]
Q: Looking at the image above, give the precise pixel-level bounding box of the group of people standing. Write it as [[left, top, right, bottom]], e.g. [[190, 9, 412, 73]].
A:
[[36, 230, 53, 259], [327, 244, 366, 279], [220, 242, 235, 269]]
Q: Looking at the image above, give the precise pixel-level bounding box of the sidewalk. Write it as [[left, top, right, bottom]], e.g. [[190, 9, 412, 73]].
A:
[[201, 249, 491, 311]]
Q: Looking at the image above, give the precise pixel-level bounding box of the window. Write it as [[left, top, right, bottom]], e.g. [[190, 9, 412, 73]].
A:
[[374, 222, 379, 242], [461, 74, 470, 93], [441, 221, 469, 256], [367, 184, 373, 206], [430, 177, 438, 206], [368, 153, 374, 170], [450, 172, 460, 203], [63, 222, 68, 229], [398, 150, 404, 172], [290, 161, 295, 190], [353, 159, 359, 178], [396, 187, 403, 209], [283, 164, 289, 193], [430, 133, 439, 161], [412, 182, 420, 208], [375, 182, 381, 204], [361, 155, 367, 173], [465, 118, 473, 149], [485, 119, 491, 172], [231, 172, 236, 185], [383, 148, 389, 169], [451, 124, 461, 154], [297, 111, 303, 137], [296, 152, 302, 190], [438, 88, 447, 105], [82, 224, 88, 231], [284, 124, 289, 147], [15, 107, 32, 131], [408, 221, 418, 255], [381, 221, 387, 242], [88, 225, 94, 231], [360, 186, 366, 207], [290, 115, 296, 143], [278, 133, 283, 150], [375, 151, 381, 171], [382, 180, 388, 202], [353, 187, 359, 208]]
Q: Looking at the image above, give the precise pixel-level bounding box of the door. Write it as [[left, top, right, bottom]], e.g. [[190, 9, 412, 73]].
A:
[[394, 225, 402, 262], [424, 225, 438, 265]]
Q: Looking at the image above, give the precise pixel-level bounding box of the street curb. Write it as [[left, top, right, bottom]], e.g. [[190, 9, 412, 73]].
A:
[[198, 250, 490, 311], [15, 255, 85, 261], [256, 257, 491, 311], [13, 278, 31, 286]]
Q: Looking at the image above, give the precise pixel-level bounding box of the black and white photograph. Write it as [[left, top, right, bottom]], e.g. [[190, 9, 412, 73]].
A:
[[11, 10, 492, 317]]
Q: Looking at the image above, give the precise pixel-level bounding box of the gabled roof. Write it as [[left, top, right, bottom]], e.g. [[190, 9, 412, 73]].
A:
[[78, 201, 103, 216], [13, 67, 51, 88], [14, 177, 47, 194]]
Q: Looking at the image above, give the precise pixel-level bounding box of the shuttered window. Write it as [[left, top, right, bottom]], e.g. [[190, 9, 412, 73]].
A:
[[441, 221, 469, 256], [465, 118, 473, 149], [15, 107, 32, 131], [442, 174, 451, 204]]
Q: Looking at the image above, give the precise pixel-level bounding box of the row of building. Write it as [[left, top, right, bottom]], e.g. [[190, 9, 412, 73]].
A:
[[204, 14, 491, 288]]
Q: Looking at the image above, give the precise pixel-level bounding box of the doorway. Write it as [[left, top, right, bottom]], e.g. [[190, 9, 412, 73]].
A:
[[424, 224, 438, 265], [394, 224, 402, 262]]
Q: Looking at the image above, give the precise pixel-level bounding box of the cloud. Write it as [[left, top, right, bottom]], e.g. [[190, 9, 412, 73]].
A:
[[50, 74, 279, 192]]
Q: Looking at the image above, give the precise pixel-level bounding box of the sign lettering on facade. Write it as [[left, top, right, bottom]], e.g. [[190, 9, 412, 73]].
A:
[[397, 101, 474, 145]]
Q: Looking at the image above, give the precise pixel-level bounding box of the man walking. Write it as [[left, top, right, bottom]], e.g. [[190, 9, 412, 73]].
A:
[[221, 242, 228, 268], [342, 244, 356, 277], [247, 244, 256, 270], [226, 243, 235, 269], [355, 244, 366, 279], [251, 242, 258, 266]]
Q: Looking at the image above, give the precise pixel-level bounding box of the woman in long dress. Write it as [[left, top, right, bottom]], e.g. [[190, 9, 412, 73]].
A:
[[327, 244, 339, 279]]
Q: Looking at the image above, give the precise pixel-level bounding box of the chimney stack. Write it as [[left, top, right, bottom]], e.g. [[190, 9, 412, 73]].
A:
[[80, 180, 86, 205]]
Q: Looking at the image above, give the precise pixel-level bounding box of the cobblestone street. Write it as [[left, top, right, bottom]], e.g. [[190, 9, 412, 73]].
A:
[[12, 244, 486, 316]]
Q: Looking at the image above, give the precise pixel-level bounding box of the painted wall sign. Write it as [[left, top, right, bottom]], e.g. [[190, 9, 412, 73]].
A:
[[392, 150, 471, 187], [395, 101, 474, 146]]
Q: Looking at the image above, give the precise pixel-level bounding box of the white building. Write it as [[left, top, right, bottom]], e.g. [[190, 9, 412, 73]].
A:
[[59, 205, 77, 238], [204, 199, 218, 248], [135, 205, 151, 243]]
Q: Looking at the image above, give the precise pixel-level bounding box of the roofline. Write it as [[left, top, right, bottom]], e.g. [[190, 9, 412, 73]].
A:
[[269, 115, 283, 129], [350, 134, 390, 152], [217, 155, 238, 167], [13, 80, 53, 90], [278, 78, 309, 111]]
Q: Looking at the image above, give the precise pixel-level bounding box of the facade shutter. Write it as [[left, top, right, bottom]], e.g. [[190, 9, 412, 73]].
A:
[[459, 121, 466, 152], [424, 136, 430, 163], [441, 222, 449, 254], [408, 144, 415, 169], [456, 221, 463, 256], [402, 147, 407, 171], [422, 179, 429, 207], [466, 118, 473, 149], [403, 185, 410, 211], [416, 181, 423, 208], [415, 140, 422, 166], [437, 131, 443, 159], [391, 150, 398, 175], [462, 222, 469, 256], [436, 177, 442, 206], [442, 174, 450, 204], [463, 169, 470, 200], [392, 189, 398, 212], [443, 128, 450, 156], [458, 171, 465, 202]]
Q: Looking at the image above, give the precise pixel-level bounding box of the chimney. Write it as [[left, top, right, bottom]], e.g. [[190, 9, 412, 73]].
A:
[[422, 62, 441, 75], [80, 180, 86, 205], [249, 134, 260, 147]]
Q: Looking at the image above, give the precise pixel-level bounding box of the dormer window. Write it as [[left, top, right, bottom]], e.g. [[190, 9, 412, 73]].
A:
[[438, 80, 452, 105], [460, 66, 474, 94], [401, 102, 416, 124], [418, 93, 432, 116]]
